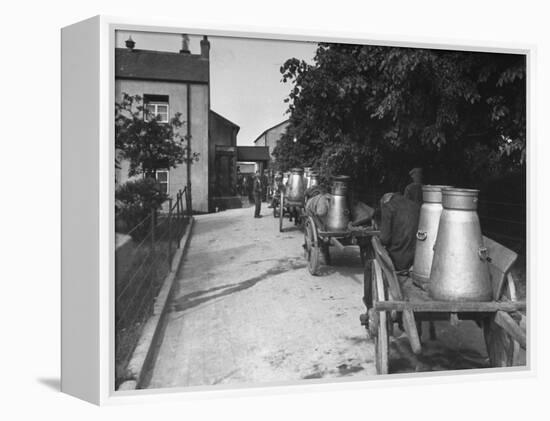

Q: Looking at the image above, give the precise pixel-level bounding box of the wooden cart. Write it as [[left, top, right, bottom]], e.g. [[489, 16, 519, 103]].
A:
[[275, 189, 306, 233], [303, 214, 380, 276], [362, 235, 526, 374]]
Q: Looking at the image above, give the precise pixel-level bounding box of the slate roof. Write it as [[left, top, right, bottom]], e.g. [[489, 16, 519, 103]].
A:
[[253, 119, 289, 143], [210, 110, 240, 132], [115, 48, 209, 83]]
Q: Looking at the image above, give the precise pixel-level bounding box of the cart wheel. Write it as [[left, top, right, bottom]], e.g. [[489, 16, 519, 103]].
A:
[[362, 257, 373, 309], [372, 260, 389, 374], [279, 191, 285, 232], [305, 217, 321, 276], [321, 243, 331, 265], [360, 243, 374, 268], [483, 275, 521, 367]]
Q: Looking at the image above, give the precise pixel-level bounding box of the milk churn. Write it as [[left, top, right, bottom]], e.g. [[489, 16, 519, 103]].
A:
[[326, 175, 351, 231], [309, 171, 319, 188], [429, 188, 492, 301], [303, 167, 312, 188], [282, 172, 290, 187], [286, 168, 306, 202], [412, 185, 451, 285]]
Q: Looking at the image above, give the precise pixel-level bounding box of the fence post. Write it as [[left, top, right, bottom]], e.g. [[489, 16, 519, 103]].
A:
[[176, 190, 181, 221], [168, 198, 173, 261]]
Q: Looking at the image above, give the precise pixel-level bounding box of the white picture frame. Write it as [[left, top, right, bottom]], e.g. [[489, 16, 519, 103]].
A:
[[61, 15, 534, 406]]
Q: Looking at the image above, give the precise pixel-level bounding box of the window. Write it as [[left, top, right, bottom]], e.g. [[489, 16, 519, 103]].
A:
[[156, 170, 169, 194], [143, 94, 169, 123]]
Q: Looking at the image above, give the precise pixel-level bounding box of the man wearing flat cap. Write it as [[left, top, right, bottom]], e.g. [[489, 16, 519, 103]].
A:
[[404, 167, 423, 205]]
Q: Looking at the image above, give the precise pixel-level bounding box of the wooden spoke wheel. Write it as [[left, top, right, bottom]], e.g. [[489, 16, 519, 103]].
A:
[[279, 191, 285, 232], [371, 259, 389, 374], [321, 242, 331, 265], [360, 243, 374, 269], [362, 256, 373, 310], [304, 217, 321, 276], [483, 276, 521, 367]]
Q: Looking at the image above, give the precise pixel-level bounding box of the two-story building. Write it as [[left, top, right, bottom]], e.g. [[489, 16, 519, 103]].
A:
[[115, 35, 241, 212]]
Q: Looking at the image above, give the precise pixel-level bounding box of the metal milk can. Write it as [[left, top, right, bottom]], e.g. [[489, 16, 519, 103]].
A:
[[326, 175, 351, 231], [309, 171, 319, 188], [286, 168, 306, 202], [282, 172, 290, 187], [412, 185, 452, 284], [429, 188, 492, 301], [303, 167, 312, 188]]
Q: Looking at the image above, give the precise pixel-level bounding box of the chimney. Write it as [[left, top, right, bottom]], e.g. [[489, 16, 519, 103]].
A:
[[179, 34, 190, 54], [200, 36, 210, 59], [125, 36, 135, 51]]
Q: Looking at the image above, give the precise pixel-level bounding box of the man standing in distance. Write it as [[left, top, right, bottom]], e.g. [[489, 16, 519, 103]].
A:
[[253, 171, 263, 218]]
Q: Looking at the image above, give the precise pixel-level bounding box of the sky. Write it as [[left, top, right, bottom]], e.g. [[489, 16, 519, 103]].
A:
[[116, 31, 317, 146]]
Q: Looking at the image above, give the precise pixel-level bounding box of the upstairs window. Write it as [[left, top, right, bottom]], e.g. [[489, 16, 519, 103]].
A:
[[155, 170, 169, 194], [143, 94, 169, 123]]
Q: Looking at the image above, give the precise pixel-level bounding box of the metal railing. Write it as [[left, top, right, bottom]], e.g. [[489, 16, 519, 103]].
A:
[[115, 188, 190, 386]]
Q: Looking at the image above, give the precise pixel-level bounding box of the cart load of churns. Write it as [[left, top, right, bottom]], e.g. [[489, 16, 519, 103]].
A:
[[272, 169, 526, 374]]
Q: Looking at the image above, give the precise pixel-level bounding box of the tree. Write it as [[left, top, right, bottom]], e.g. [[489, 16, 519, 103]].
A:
[[274, 44, 526, 192], [115, 93, 187, 177]]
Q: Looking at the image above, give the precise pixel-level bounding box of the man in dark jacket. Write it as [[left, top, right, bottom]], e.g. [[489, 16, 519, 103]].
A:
[[404, 167, 423, 205], [253, 171, 263, 218], [376, 192, 420, 271]]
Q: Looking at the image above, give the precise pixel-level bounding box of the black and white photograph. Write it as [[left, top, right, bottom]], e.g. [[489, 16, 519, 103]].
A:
[[8, 0, 550, 417], [113, 29, 527, 391]]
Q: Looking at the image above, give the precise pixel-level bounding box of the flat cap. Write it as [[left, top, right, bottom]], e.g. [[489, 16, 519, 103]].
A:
[[409, 167, 423, 176]]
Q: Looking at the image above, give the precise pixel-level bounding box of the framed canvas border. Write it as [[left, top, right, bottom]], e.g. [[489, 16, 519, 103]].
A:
[[61, 14, 536, 405]]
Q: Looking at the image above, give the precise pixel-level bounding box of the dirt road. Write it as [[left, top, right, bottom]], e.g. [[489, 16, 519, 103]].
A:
[[146, 204, 510, 390]]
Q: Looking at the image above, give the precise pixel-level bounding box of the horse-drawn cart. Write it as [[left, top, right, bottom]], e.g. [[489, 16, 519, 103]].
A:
[[274, 168, 308, 232], [303, 214, 379, 276], [361, 235, 526, 374], [275, 188, 306, 232]]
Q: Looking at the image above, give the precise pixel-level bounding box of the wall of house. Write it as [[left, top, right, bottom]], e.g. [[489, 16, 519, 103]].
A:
[[189, 84, 210, 212], [254, 134, 266, 147], [115, 79, 210, 212], [264, 121, 289, 163], [253, 121, 289, 166], [209, 114, 239, 206]]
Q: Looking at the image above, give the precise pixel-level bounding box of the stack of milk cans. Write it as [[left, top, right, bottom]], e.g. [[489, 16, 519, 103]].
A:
[[412, 186, 493, 301]]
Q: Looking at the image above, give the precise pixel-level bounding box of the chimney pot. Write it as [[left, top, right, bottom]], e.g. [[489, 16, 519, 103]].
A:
[[179, 34, 190, 54], [200, 35, 210, 59], [125, 36, 135, 50]]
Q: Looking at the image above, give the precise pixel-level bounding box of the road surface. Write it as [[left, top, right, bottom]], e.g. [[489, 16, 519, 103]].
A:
[[146, 204, 500, 389]]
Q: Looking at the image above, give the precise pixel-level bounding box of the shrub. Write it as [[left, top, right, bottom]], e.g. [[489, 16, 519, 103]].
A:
[[115, 177, 168, 239]]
